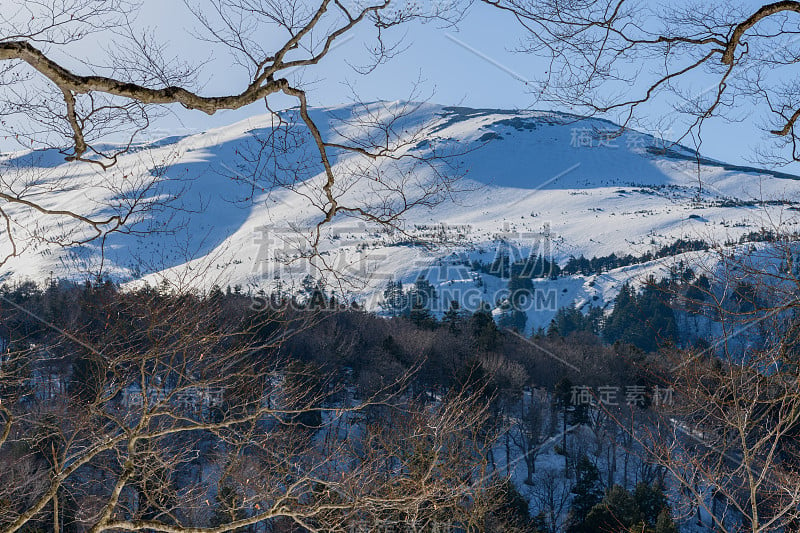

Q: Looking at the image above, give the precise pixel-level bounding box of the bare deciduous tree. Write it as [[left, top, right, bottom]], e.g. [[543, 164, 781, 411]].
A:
[[0, 285, 500, 532], [486, 0, 800, 166], [611, 233, 800, 532], [509, 387, 546, 486], [0, 0, 471, 270]]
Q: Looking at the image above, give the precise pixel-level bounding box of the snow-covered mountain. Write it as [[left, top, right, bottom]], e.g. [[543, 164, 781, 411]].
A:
[[3, 101, 800, 331]]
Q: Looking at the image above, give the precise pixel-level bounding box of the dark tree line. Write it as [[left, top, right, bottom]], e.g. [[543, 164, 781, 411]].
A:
[[561, 239, 710, 277]]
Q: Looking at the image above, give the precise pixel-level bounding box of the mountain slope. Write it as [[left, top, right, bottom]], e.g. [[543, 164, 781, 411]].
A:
[[2, 102, 799, 331]]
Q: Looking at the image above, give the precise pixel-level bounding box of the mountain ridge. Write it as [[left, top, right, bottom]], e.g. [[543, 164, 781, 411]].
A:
[[1, 101, 799, 331]]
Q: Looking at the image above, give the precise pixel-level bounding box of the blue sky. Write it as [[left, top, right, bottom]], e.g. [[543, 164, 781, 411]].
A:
[[128, 1, 778, 171], [14, 0, 788, 172]]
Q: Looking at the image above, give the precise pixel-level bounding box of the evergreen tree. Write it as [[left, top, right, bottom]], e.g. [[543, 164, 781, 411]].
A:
[[637, 279, 678, 350], [442, 300, 465, 332], [549, 305, 603, 337], [382, 279, 406, 315], [633, 482, 668, 526], [489, 250, 511, 278], [574, 483, 676, 533], [564, 255, 592, 276], [654, 509, 679, 533], [603, 283, 636, 345], [507, 308, 528, 332], [407, 277, 437, 327], [604, 281, 677, 352], [208, 284, 225, 301], [567, 455, 603, 531], [580, 485, 641, 533], [471, 302, 499, 351], [509, 261, 533, 306], [409, 293, 436, 329], [553, 377, 588, 426]]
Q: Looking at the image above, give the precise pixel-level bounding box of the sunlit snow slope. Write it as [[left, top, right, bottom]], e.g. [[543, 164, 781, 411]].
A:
[[3, 102, 799, 331]]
